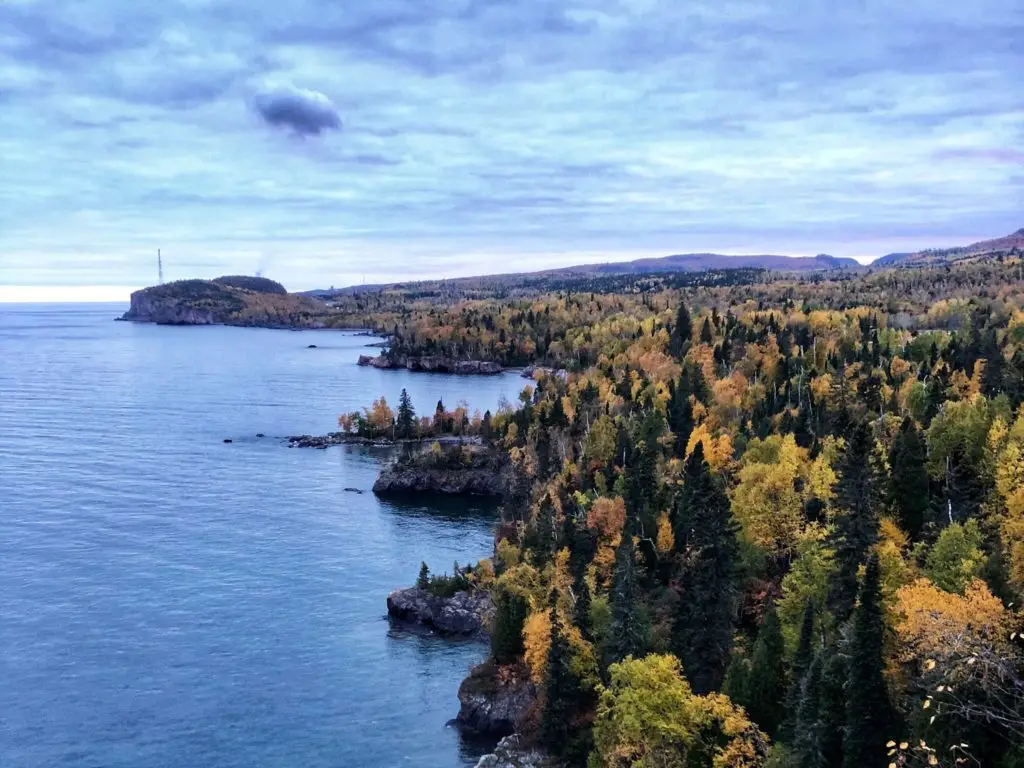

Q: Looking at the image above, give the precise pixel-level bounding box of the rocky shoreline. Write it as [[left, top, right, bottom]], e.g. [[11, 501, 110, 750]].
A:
[[357, 353, 503, 375], [372, 454, 508, 498], [286, 433, 484, 450], [386, 586, 494, 637]]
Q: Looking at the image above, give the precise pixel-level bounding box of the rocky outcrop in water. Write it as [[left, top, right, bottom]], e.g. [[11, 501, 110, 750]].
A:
[[357, 353, 502, 375], [475, 735, 553, 768], [372, 444, 507, 497], [457, 661, 538, 736], [386, 586, 494, 636], [119, 278, 333, 327]]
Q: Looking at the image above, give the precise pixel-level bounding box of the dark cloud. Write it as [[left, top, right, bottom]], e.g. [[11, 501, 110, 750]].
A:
[[252, 85, 341, 135]]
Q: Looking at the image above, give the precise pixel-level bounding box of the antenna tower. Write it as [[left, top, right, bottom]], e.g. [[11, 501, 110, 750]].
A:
[[158, 249, 164, 284]]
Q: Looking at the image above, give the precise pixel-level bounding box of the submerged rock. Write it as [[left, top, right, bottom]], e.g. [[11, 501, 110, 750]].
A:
[[386, 586, 494, 637], [457, 661, 538, 737], [475, 735, 553, 768]]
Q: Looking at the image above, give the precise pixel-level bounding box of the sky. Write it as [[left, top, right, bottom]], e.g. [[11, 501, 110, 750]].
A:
[[0, 0, 1022, 301]]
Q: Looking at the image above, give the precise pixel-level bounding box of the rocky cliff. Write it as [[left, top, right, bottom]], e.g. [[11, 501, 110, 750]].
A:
[[475, 735, 553, 768], [457, 660, 538, 736], [386, 586, 494, 636], [357, 353, 502, 375], [120, 278, 335, 327], [372, 444, 508, 497]]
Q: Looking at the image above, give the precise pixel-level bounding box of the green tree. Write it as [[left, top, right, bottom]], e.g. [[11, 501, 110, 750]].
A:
[[669, 302, 693, 357], [673, 442, 741, 694], [888, 416, 929, 538], [491, 583, 530, 664], [396, 388, 416, 439], [924, 519, 986, 594], [416, 561, 430, 590], [745, 605, 786, 738], [843, 554, 892, 768], [541, 589, 582, 758], [608, 514, 646, 665], [792, 654, 826, 768], [782, 601, 816, 740], [828, 422, 881, 621]]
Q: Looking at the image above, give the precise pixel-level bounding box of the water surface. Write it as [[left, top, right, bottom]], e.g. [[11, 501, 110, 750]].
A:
[[0, 304, 524, 767]]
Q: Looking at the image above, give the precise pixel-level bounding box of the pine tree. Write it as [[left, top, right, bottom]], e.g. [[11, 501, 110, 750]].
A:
[[670, 302, 693, 357], [416, 561, 430, 590], [843, 554, 892, 768], [541, 589, 579, 756], [783, 601, 816, 739], [888, 417, 929, 538], [608, 514, 645, 665], [792, 654, 826, 768], [396, 388, 416, 439], [673, 442, 740, 694], [700, 316, 714, 345], [745, 605, 786, 738], [828, 421, 881, 621], [491, 584, 529, 664]]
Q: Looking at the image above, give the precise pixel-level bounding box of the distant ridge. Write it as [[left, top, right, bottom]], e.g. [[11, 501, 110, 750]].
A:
[[874, 227, 1024, 266], [313, 251, 859, 296]]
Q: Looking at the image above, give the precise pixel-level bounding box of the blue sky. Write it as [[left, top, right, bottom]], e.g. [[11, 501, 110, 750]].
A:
[[0, 0, 1021, 299]]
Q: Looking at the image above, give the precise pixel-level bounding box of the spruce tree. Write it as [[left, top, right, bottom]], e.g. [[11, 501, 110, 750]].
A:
[[491, 584, 529, 664], [745, 605, 786, 738], [573, 572, 593, 642], [416, 561, 430, 590], [396, 388, 416, 439], [608, 514, 645, 664], [541, 589, 579, 756], [670, 302, 693, 357], [819, 649, 847, 767], [828, 421, 881, 622], [843, 554, 892, 768], [673, 442, 740, 694], [700, 316, 714, 345], [792, 654, 826, 768], [783, 601, 816, 739], [667, 379, 695, 458], [888, 417, 929, 538]]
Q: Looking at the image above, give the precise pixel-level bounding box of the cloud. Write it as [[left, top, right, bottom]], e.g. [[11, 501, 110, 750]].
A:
[[934, 148, 1024, 165], [251, 84, 341, 135]]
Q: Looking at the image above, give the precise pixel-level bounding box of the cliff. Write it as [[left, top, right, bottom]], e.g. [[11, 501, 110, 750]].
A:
[[457, 660, 538, 736], [372, 444, 508, 497], [358, 353, 503, 375], [119, 277, 335, 327]]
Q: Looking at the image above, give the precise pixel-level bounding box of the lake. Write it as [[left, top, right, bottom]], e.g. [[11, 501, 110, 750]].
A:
[[0, 304, 526, 768]]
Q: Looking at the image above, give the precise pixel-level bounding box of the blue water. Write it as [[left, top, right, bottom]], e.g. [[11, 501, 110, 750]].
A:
[[0, 304, 525, 768]]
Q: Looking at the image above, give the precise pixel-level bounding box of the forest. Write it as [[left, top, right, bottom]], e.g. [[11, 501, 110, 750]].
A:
[[354, 256, 1024, 767]]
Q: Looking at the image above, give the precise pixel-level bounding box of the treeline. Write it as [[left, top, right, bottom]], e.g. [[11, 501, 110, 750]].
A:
[[337, 388, 495, 440], [442, 262, 1024, 766]]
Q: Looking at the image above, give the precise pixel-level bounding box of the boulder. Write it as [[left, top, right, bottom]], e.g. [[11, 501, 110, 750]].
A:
[[475, 735, 553, 768], [386, 586, 494, 637]]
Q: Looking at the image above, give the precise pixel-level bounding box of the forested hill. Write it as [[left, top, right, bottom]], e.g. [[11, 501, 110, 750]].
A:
[[875, 227, 1024, 267], [369, 250, 1024, 766], [120, 276, 335, 327]]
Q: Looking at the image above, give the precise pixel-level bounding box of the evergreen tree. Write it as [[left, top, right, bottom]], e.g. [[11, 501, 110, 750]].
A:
[[541, 589, 580, 756], [608, 514, 645, 664], [416, 561, 430, 590], [843, 554, 893, 768], [700, 316, 714, 345], [491, 584, 529, 664], [888, 417, 929, 538], [783, 601, 816, 739], [819, 649, 848, 766], [573, 572, 593, 642], [669, 302, 693, 357], [396, 388, 416, 439], [828, 421, 881, 621], [745, 605, 786, 738], [672, 442, 740, 694], [667, 379, 695, 458], [792, 654, 826, 768]]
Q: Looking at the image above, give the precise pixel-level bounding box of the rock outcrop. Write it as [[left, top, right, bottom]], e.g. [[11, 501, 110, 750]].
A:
[[475, 735, 553, 768], [372, 445, 508, 497], [120, 278, 333, 327], [357, 353, 502, 375], [386, 586, 494, 637], [457, 661, 538, 736]]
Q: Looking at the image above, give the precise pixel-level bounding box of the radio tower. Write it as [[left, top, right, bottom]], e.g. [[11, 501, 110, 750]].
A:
[[158, 249, 164, 284]]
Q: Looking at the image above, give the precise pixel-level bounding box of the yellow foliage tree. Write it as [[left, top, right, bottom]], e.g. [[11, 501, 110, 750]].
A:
[[731, 434, 808, 556]]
